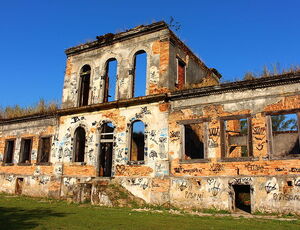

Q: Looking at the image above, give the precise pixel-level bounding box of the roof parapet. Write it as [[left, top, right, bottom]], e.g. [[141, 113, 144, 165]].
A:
[[65, 21, 169, 56]]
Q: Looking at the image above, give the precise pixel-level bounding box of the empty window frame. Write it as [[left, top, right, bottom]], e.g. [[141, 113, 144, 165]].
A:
[[73, 127, 86, 162], [221, 115, 253, 158], [20, 138, 32, 163], [37, 137, 51, 163], [133, 51, 147, 97], [130, 121, 145, 161], [269, 112, 300, 157], [176, 58, 186, 89], [104, 59, 118, 102], [78, 65, 91, 107], [4, 139, 15, 164], [99, 122, 115, 177], [182, 122, 207, 160]]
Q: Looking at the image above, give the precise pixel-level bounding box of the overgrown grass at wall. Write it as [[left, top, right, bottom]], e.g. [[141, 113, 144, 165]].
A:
[[0, 194, 299, 230]]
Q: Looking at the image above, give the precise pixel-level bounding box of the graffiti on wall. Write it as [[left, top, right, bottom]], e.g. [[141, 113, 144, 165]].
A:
[[170, 131, 180, 142], [174, 165, 202, 174], [207, 178, 221, 197], [209, 163, 224, 173], [127, 178, 149, 190], [252, 126, 266, 152], [208, 127, 219, 148], [273, 193, 300, 202], [245, 163, 267, 172], [265, 181, 277, 193], [230, 177, 252, 185]]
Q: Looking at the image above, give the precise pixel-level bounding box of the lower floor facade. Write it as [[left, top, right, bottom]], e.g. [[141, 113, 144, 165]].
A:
[[0, 73, 300, 214]]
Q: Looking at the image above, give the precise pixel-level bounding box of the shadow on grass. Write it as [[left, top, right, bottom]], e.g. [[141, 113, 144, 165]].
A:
[[0, 206, 69, 229]]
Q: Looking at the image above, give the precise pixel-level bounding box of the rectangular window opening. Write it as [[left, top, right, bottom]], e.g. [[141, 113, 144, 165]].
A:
[[20, 138, 32, 163], [4, 139, 15, 164], [38, 137, 51, 163], [222, 116, 252, 158], [176, 59, 186, 89], [270, 113, 300, 157], [183, 123, 205, 160]]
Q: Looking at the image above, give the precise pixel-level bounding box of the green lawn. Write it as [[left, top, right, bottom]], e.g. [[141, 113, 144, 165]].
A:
[[0, 194, 299, 230]]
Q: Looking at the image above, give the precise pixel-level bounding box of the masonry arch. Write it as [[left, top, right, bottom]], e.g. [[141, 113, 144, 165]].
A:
[[128, 46, 151, 98], [73, 126, 86, 162], [78, 65, 91, 106], [103, 58, 118, 102], [129, 120, 147, 162]]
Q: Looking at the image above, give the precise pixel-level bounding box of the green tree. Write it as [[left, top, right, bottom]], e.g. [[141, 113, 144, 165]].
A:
[[271, 115, 297, 132]]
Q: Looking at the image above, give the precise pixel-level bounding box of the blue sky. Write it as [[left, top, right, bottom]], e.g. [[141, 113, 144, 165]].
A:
[[0, 0, 299, 108]]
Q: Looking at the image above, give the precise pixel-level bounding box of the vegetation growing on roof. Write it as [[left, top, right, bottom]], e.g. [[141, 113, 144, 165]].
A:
[[243, 64, 300, 81], [0, 99, 59, 120]]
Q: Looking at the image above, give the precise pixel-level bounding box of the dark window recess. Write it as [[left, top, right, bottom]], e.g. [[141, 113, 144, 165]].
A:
[[104, 59, 117, 102], [184, 124, 204, 159], [233, 185, 251, 213], [176, 59, 186, 89], [38, 137, 51, 163], [20, 139, 32, 163], [222, 117, 252, 158], [4, 140, 15, 164], [78, 65, 91, 107], [133, 50, 147, 97], [74, 127, 86, 162], [287, 181, 293, 186], [99, 123, 114, 177], [271, 113, 300, 157], [130, 121, 145, 161]]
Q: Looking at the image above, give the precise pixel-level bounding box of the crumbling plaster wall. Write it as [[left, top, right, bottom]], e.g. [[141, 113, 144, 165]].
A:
[[168, 37, 217, 89], [62, 29, 171, 109], [168, 83, 300, 213], [170, 175, 300, 214], [0, 117, 59, 197], [55, 102, 169, 201]]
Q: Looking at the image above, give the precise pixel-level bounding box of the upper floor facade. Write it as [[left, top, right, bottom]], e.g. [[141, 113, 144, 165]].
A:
[[62, 21, 220, 109]]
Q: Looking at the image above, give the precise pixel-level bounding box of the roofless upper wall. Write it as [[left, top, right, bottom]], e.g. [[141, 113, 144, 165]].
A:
[[61, 21, 220, 109]]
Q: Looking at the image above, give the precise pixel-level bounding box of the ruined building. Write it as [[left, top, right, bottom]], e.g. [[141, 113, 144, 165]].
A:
[[1, 21, 300, 214]]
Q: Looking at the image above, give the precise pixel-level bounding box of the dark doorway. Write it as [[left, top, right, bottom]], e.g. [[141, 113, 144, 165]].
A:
[[99, 123, 114, 177], [15, 178, 24, 195], [233, 185, 251, 213]]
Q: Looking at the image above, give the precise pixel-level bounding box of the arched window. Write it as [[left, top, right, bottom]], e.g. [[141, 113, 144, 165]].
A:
[[99, 122, 115, 177], [104, 59, 117, 102], [74, 127, 86, 162], [133, 51, 147, 97], [130, 121, 145, 161], [78, 65, 91, 106]]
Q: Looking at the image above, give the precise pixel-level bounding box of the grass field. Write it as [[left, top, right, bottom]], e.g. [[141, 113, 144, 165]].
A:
[[0, 194, 299, 230]]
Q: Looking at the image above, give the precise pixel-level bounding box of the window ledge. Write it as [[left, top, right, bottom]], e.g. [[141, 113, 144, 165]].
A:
[[17, 163, 32, 166], [179, 159, 210, 164], [1, 163, 14, 166], [219, 157, 259, 162], [69, 162, 87, 166], [127, 161, 145, 165], [35, 162, 52, 166], [268, 155, 300, 161]]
